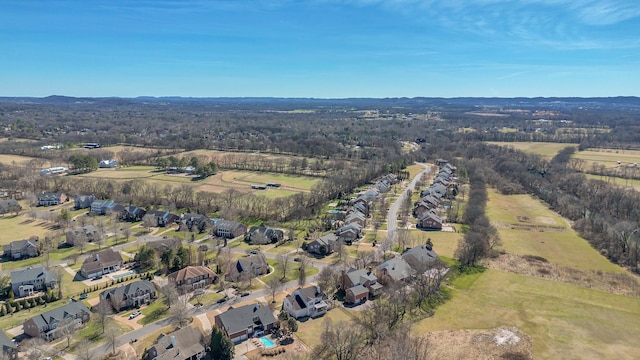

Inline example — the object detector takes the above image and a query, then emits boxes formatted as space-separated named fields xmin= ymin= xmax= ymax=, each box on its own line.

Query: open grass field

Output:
xmin=75 ymin=166 xmax=319 ymax=198
xmin=573 ymin=148 xmax=640 ymax=170
xmin=585 ymin=173 xmax=640 ymax=191
xmin=486 ymin=142 xmax=578 ymax=157
xmin=486 ymin=189 xmax=625 ymax=273
xmin=409 ymin=230 xmax=460 ymax=259
xmin=0 ymin=215 xmax=56 ymax=246
xmin=415 ymin=269 xmax=640 ymax=359
xmin=0 ymin=154 xmax=51 ymax=167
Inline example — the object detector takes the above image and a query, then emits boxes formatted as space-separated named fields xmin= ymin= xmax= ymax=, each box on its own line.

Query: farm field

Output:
xmin=0 ymin=154 xmax=51 ymax=167
xmin=573 ymin=148 xmax=640 ymax=170
xmin=584 ymin=173 xmax=640 ymax=191
xmin=486 ymin=189 xmax=625 ymax=273
xmin=415 ymin=269 xmax=640 ymax=359
xmin=486 ymin=141 xmax=578 ymax=157
xmin=74 ymin=166 xmax=320 ymax=198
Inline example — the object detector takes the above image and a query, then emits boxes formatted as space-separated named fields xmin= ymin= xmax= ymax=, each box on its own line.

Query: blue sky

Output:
xmin=1 ymin=0 xmax=639 ymax=98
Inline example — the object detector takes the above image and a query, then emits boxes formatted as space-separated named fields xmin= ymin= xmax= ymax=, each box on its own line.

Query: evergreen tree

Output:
xmin=210 ymin=327 xmax=234 ymax=360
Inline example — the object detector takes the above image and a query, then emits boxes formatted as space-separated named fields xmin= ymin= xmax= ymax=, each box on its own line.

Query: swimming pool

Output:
xmin=259 ymin=336 xmax=275 ymax=348
xmin=112 ymin=271 xmax=134 ymax=279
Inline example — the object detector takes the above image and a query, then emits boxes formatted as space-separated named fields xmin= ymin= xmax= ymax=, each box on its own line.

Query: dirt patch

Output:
xmin=424 ymin=326 xmax=533 ymax=359
xmin=490 ymin=253 xmax=640 ymax=297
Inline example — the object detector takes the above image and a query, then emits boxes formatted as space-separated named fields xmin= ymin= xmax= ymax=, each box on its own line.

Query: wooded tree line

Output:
xmin=455 ymin=161 xmax=501 ymax=267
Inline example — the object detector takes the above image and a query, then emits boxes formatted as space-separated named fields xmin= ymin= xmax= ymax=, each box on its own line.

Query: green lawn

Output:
xmin=263 ymin=258 xmax=319 ymax=283
xmin=139 ymin=299 xmax=169 ymax=325
xmin=76 ymin=318 xmax=134 ymax=345
xmin=1 ymin=246 xmax=83 ymax=271
xmin=415 ymin=269 xmax=640 ymax=360
xmin=409 ymin=230 xmax=461 ymax=259
xmin=161 ymin=229 xmax=208 ymax=241
xmin=189 ymin=291 xmax=224 ymax=306
xmin=228 ymin=171 xmax=320 ymax=191
xmin=584 ymin=173 xmax=640 ymax=191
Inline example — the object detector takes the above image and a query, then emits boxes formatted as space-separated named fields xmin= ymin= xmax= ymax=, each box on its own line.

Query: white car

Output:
xmin=129 ymin=310 xmax=141 ymax=319
xmin=194 ymin=289 xmax=205 ymax=295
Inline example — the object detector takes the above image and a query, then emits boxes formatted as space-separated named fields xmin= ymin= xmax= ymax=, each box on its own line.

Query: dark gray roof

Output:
xmin=148 ymin=326 xmax=205 ymax=360
xmin=236 ymin=254 xmax=268 ymax=273
xmin=81 ymin=248 xmax=122 ymax=274
xmin=403 ymin=244 xmax=439 ymax=271
xmin=10 ymin=266 xmax=53 ymax=284
xmin=0 ymin=330 xmax=16 ymax=352
xmin=100 ymin=280 xmax=155 ymax=300
xmin=379 ymin=257 xmax=413 ymax=281
xmin=26 ymin=301 xmax=89 ymax=329
xmin=37 ymin=192 xmax=63 ymax=201
xmin=217 ymin=303 xmax=276 ymax=335
xmin=3 ymin=239 xmax=37 ymax=253
xmin=348 ymin=284 xmax=369 ymax=296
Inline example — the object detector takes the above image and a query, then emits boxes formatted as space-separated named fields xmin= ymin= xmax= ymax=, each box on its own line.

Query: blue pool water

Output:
xmin=112 ymin=271 xmax=134 ymax=279
xmin=260 ymin=336 xmax=275 ymax=348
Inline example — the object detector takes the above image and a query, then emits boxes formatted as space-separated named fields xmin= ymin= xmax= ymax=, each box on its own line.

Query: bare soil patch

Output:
xmin=424 ymin=326 xmax=533 ymax=360
xmin=489 ymin=253 xmax=640 ymax=297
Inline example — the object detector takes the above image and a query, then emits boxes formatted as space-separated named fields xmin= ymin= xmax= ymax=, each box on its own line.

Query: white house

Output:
xmin=283 ymin=285 xmax=330 ymax=319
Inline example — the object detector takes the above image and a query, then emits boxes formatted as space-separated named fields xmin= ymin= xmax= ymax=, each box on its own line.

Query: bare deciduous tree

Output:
xmin=160 ymin=283 xmax=180 ymax=309
xmin=277 ymin=254 xmax=291 ymax=281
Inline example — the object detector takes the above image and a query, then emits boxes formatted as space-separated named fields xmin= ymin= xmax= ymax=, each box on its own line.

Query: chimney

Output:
xmin=170 ymin=335 xmax=176 ymax=348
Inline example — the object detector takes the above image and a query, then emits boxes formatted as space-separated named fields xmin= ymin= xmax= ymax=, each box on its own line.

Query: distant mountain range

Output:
xmin=1 ymin=95 xmax=639 ymax=110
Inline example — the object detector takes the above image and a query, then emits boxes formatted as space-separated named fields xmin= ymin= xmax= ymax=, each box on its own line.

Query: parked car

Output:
xmin=79 ymin=293 xmax=88 ymax=300
xmin=216 ymin=297 xmax=227 ymax=304
xmin=194 ymin=289 xmax=204 ymax=295
xmin=129 ymin=310 xmax=141 ymax=319
xmin=240 ymin=292 xmax=250 ymax=297
xmin=293 ymin=257 xmax=302 ymax=262
xmin=249 ymin=249 xmax=259 ymax=255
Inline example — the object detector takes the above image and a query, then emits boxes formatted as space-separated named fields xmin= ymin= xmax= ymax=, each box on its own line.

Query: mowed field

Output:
xmin=75 ymin=166 xmax=320 ymax=198
xmin=486 ymin=141 xmax=578 ymax=157
xmin=585 ymin=173 xmax=640 ymax=191
xmin=486 ymin=189 xmax=625 ymax=273
xmin=415 ymin=269 xmax=640 ymax=359
xmin=573 ymin=148 xmax=640 ymax=170
xmin=0 ymin=215 xmax=55 ymax=246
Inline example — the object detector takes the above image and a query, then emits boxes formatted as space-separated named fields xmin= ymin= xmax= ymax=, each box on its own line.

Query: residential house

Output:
xmin=413 ymin=201 xmax=435 ymax=218
xmin=341 ymin=268 xmax=383 ymax=304
xmin=245 ymin=226 xmax=284 ymax=244
xmin=417 ymin=212 xmax=443 ymax=231
xmin=37 ymin=192 xmax=67 ymax=207
xmin=73 ymin=194 xmax=96 ymax=210
xmin=228 ymin=254 xmax=269 ymax=282
xmin=347 ymin=203 xmax=367 ymax=217
xmin=0 ymin=331 xmax=17 ymax=359
xmin=145 ymin=210 xmax=179 ymax=227
xmin=66 ymin=225 xmax=102 ymax=246
xmin=402 ymin=244 xmax=439 ymax=272
xmin=179 ymin=213 xmax=211 ymax=233
xmin=0 ymin=199 xmax=21 ymax=215
xmin=146 ymin=238 xmax=182 ymax=255
xmin=120 ymin=205 xmax=147 ymax=222
xmin=80 ymin=248 xmax=123 ymax=279
xmin=168 ymin=266 xmax=217 ymax=292
xmin=144 ymin=326 xmax=207 ymax=360
xmin=435 ymin=159 xmax=449 ymax=166
xmin=99 ymin=159 xmax=118 ymax=168
xmin=374 ymin=180 xmax=391 ymax=193
xmin=3 ymin=238 xmax=39 ymax=260
xmin=212 ymin=219 xmax=247 ymax=239
xmin=306 ymin=233 xmax=338 ymax=256
xmin=214 ymin=303 xmax=277 ymax=343
xmin=99 ymin=280 xmax=156 ymax=312
xmin=336 ymin=223 xmax=363 ymax=245
xmin=23 ymin=302 xmax=90 ymax=340
xmin=377 ymin=257 xmax=414 ymax=285
xmin=344 ymin=211 xmax=366 ymax=228
xmin=90 ymin=199 xmax=122 ymax=215
xmin=428 ymin=184 xmax=448 ymax=198
xmin=10 ymin=266 xmax=56 ymax=298
xmin=283 ymin=285 xmax=330 ymax=319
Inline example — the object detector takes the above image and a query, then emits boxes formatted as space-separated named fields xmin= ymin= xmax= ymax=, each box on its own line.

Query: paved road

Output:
xmin=386 ymin=162 xmax=431 ymax=243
